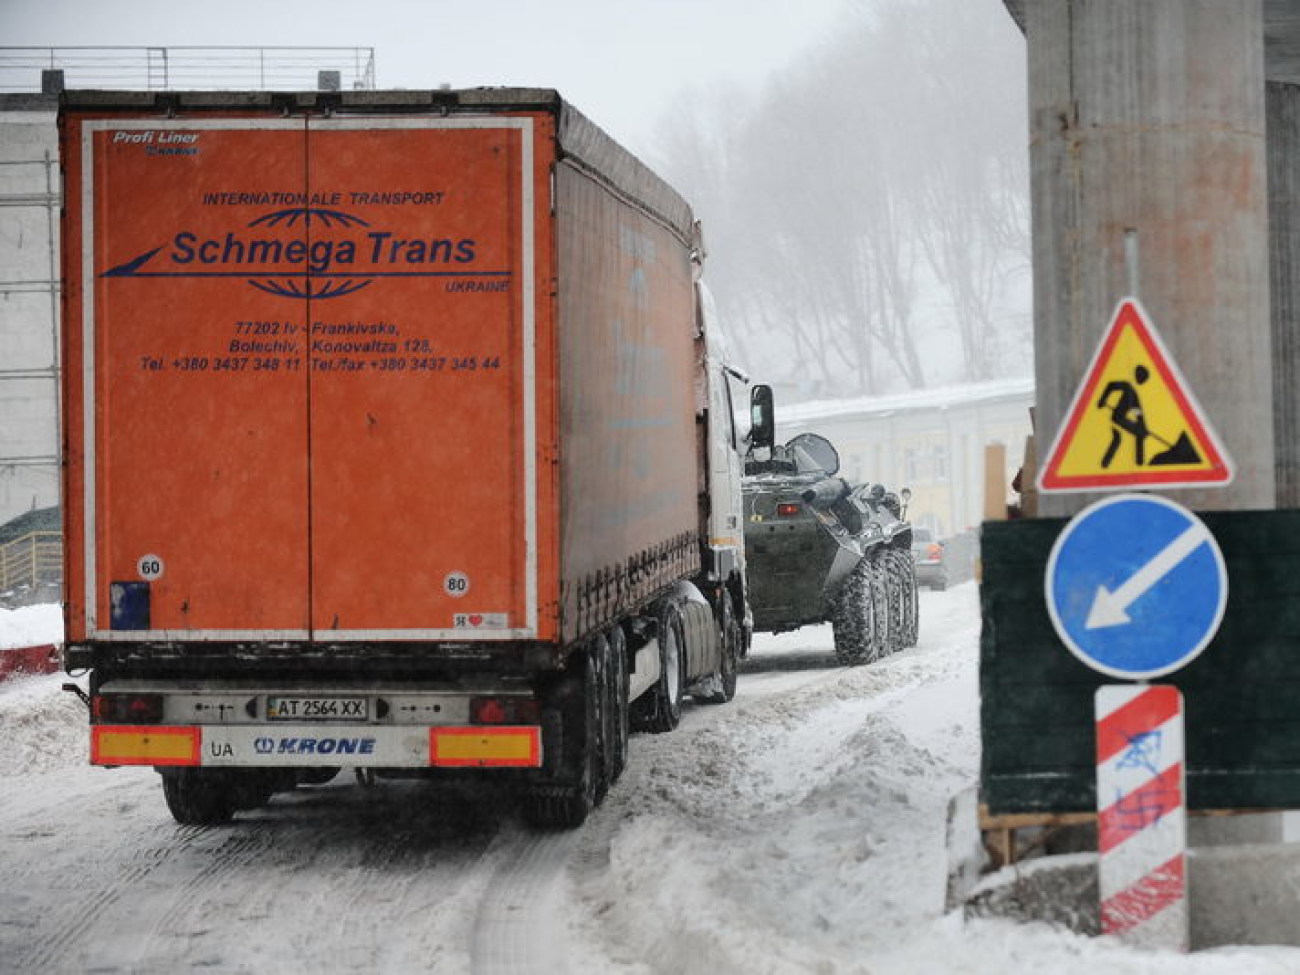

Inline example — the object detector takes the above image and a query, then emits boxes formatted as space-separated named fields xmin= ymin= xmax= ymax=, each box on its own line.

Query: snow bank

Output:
xmin=0 ymin=602 xmax=63 ymax=650
xmin=0 ymin=672 xmax=86 ymax=776
xmin=0 ymin=603 xmax=84 ymax=775
xmin=564 ymin=585 xmax=1300 ymax=974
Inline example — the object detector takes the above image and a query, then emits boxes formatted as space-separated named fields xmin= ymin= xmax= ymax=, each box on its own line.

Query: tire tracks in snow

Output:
xmin=2 ymin=777 xmax=520 ymax=974
xmin=12 ymin=819 xmax=218 ymax=974
xmin=469 ymin=827 xmax=581 ymax=975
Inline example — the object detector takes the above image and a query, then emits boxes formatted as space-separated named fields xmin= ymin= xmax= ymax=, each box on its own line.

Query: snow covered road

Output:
xmin=5 ymin=590 xmax=1300 ymax=974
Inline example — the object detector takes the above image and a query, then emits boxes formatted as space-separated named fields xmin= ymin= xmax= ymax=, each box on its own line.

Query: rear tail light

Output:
xmin=470 ymin=696 xmax=542 ymax=725
xmin=92 ymin=693 xmax=164 ymax=724
xmin=776 ymin=502 xmax=802 ymax=517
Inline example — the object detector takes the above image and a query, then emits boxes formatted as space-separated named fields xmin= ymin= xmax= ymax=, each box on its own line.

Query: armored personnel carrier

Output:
xmin=743 ymin=420 xmax=918 ymax=664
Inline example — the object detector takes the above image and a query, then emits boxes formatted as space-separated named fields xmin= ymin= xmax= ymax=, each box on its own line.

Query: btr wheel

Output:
xmin=894 ymin=549 xmax=920 ymax=648
xmin=831 ymin=560 xmax=875 ymax=665
xmin=867 ymin=556 xmax=892 ymax=661
xmin=883 ymin=548 xmax=917 ymax=652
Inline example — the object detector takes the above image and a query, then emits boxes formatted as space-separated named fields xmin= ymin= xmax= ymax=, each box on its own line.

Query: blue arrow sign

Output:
xmin=1045 ymin=493 xmax=1227 ymax=680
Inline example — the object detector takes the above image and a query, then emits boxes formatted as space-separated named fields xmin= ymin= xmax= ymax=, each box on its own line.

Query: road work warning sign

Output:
xmin=1038 ymin=298 xmax=1233 ymax=493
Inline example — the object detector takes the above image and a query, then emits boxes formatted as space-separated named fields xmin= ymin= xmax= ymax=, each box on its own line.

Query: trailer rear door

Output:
xmin=70 ymin=114 xmax=545 ymax=643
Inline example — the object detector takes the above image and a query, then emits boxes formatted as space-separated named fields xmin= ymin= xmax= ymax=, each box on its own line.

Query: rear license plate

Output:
xmin=266 ymin=696 xmax=368 ymax=721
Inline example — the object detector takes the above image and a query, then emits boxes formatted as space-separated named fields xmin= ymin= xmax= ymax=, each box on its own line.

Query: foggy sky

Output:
xmin=0 ymin=0 xmax=848 ymax=155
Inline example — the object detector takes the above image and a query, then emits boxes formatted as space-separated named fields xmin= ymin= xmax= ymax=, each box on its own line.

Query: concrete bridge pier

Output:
xmin=1026 ymin=0 xmax=1274 ymax=516
xmin=1270 ymin=80 xmax=1300 ymax=506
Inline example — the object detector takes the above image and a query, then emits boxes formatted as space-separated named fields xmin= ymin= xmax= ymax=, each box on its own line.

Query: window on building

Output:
xmin=933 ymin=444 xmax=949 ymax=481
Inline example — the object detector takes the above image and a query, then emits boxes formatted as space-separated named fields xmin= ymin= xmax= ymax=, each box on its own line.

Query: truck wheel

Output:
xmin=630 ymin=602 xmax=685 ymax=733
xmin=160 ymin=768 xmax=237 ymax=826
xmin=607 ymin=624 xmax=630 ymax=783
xmin=593 ymin=633 xmax=618 ymax=799
xmin=698 ymin=593 xmax=739 ymax=704
xmin=525 ymin=648 xmax=604 ymax=829
xmin=831 ymin=560 xmax=875 ymax=665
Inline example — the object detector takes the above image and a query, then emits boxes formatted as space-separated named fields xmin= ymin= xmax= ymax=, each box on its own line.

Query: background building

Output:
xmin=0 ymin=47 xmax=376 ymax=527
xmin=775 ymin=378 xmax=1034 ymax=538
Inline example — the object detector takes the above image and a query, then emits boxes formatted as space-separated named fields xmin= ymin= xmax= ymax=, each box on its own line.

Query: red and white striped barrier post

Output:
xmin=1095 ymin=684 xmax=1188 ymax=951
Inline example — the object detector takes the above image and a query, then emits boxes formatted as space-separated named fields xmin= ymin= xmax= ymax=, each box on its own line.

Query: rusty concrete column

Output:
xmin=1028 ymin=0 xmax=1273 ymax=515
xmin=1269 ymin=81 xmax=1300 ymax=506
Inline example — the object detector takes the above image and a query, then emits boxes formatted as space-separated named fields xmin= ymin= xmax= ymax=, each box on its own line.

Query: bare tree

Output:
xmin=653 ymin=0 xmax=1030 ymax=398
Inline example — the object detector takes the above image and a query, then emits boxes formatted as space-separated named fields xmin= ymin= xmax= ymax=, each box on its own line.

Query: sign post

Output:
xmin=1095 ymin=684 xmax=1188 ymax=950
xmin=1031 ymin=295 xmax=1235 ymax=949
xmin=1045 ymin=493 xmax=1227 ymax=950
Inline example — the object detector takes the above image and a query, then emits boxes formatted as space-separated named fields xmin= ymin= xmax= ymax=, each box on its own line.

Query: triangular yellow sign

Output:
xmin=1038 ymin=298 xmax=1233 ymax=493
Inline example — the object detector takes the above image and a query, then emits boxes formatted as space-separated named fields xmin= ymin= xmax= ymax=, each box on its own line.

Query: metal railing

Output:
xmin=0 ymin=531 xmax=61 ymax=592
xmin=0 ymin=46 xmax=377 ymax=93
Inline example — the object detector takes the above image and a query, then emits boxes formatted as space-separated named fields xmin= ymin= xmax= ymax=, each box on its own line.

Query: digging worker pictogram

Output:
xmin=1098 ymin=365 xmax=1151 ymax=468
xmin=1038 ymin=298 xmax=1232 ymax=491
xmin=1096 ymin=363 xmax=1204 ymax=469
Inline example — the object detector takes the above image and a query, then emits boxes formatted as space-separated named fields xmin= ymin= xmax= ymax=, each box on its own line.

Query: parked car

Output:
xmin=911 ymin=526 xmax=948 ymax=590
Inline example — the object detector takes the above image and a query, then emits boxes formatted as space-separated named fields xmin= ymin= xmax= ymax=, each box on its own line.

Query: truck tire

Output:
xmin=593 ymin=632 xmax=617 ymax=800
xmin=831 ymin=560 xmax=875 ymax=665
xmin=160 ymin=768 xmax=237 ymax=826
xmin=525 ymin=647 xmax=605 ymax=829
xmin=698 ymin=593 xmax=739 ymax=704
xmin=607 ymin=624 xmax=630 ymax=783
xmin=630 ymin=602 xmax=685 ymax=733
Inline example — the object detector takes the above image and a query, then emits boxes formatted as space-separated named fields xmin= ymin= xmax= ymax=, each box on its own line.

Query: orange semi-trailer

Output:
xmin=59 ymin=88 xmax=764 ymax=827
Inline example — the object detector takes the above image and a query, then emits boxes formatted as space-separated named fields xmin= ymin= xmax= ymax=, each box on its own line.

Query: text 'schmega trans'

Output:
xmin=60 ymin=88 xmax=761 ymax=827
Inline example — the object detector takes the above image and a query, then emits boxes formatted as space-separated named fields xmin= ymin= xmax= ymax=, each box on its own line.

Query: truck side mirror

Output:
xmin=750 ymin=384 xmax=775 ymax=451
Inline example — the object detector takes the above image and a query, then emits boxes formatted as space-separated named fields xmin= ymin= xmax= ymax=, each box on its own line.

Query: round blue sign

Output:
xmin=1044 ymin=493 xmax=1227 ymax=680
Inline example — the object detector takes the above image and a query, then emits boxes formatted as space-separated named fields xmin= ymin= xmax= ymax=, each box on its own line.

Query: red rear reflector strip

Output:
xmin=777 ymin=502 xmax=802 ymax=517
xmin=430 ymin=726 xmax=542 ymax=767
xmin=91 ymin=725 xmax=200 ymax=766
